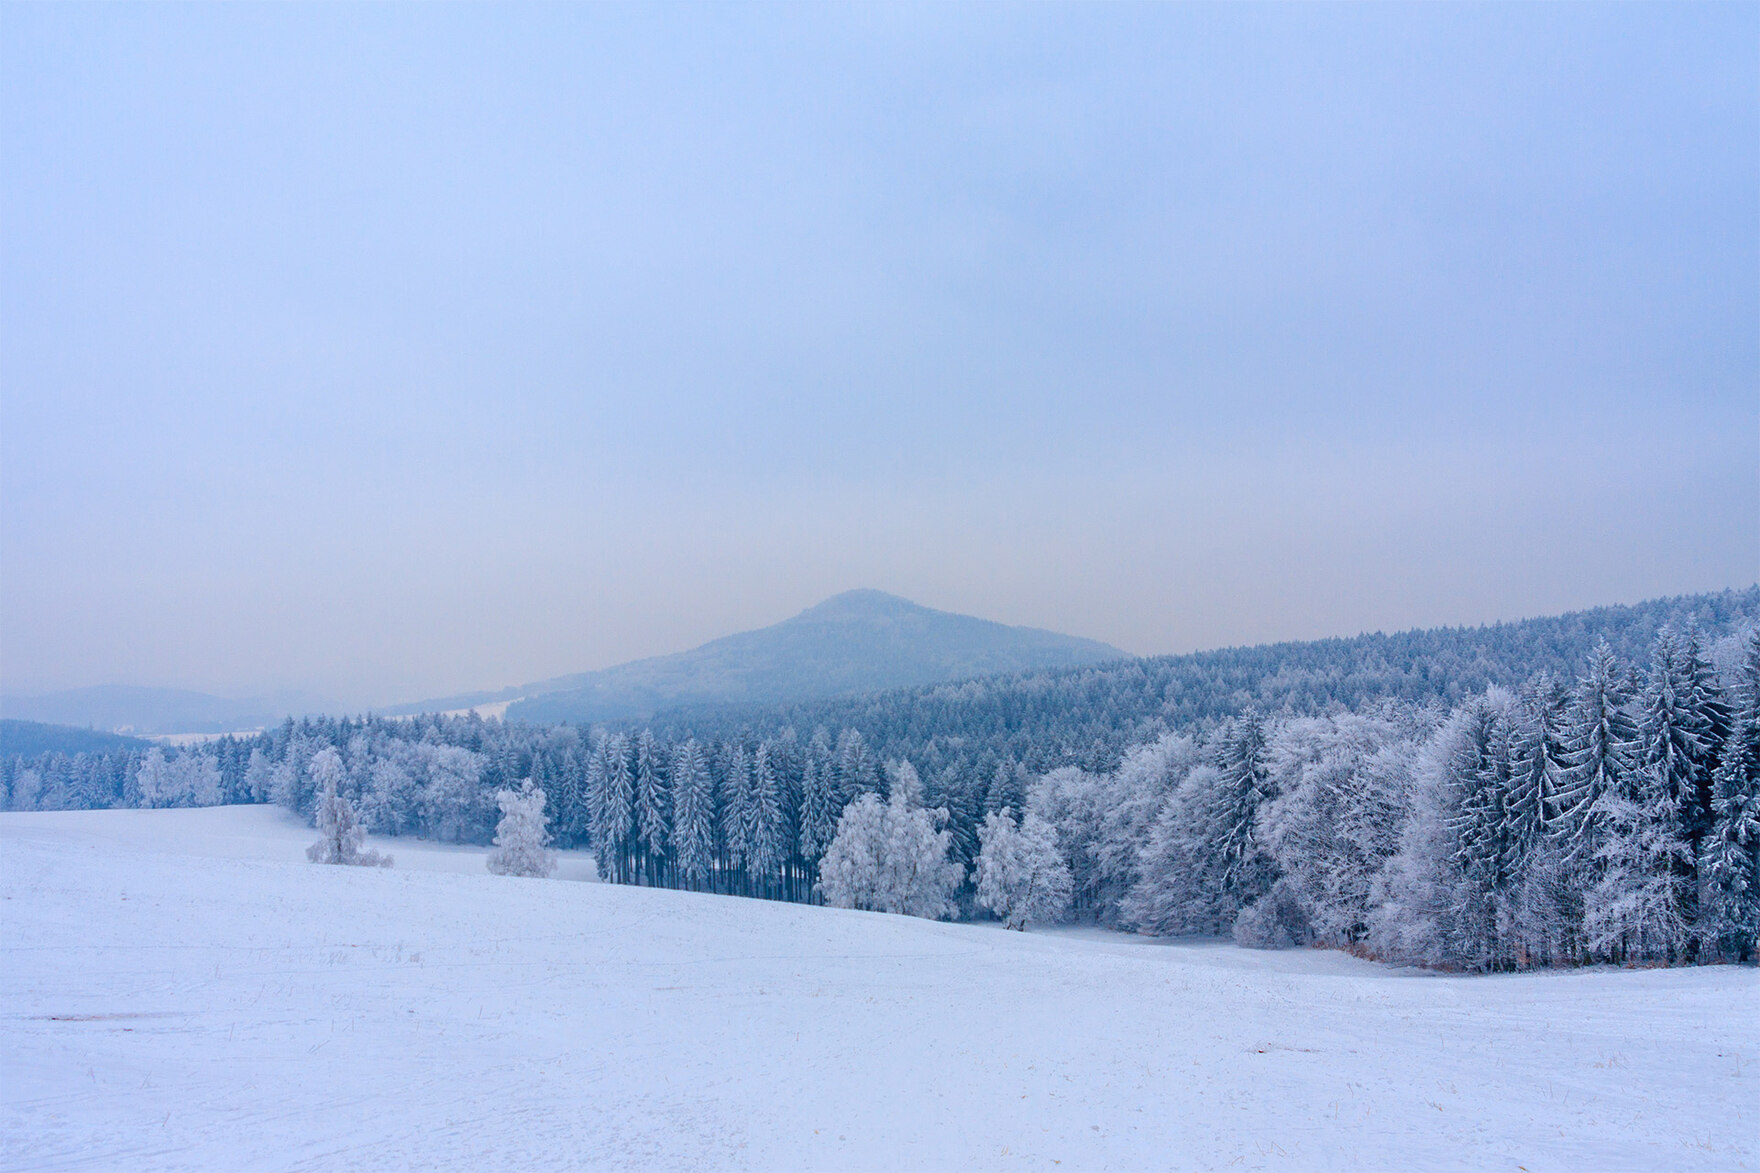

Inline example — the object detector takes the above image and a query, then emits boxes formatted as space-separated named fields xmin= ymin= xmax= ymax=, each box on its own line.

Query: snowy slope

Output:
xmin=2 ymin=808 xmax=1754 ymax=1173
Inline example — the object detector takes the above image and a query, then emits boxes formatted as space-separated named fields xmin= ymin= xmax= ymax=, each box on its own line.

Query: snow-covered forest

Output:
xmin=6 ymin=601 xmax=1757 ymax=969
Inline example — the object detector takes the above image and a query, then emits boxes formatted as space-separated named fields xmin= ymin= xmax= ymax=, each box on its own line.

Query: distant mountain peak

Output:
xmin=795 ymin=589 xmax=936 ymax=620
xmin=492 ymin=592 xmax=1128 ymax=725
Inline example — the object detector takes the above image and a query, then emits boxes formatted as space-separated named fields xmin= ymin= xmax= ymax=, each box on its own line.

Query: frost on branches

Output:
xmin=817 ymin=761 xmax=964 ymax=919
xmin=487 ymin=778 xmax=556 ymax=879
xmin=975 ymin=808 xmax=1072 ymax=929
xmin=306 ymin=747 xmax=392 ymax=867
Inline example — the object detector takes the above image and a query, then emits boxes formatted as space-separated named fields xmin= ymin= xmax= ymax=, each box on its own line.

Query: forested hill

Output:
xmin=630 ymin=587 xmax=1760 ymax=775
xmin=0 ymin=720 xmax=150 ymax=759
xmin=495 ymin=590 xmax=1128 ymax=724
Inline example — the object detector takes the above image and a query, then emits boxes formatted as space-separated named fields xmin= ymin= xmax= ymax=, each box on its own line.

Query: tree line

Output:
xmin=4 ymin=609 xmax=1755 ymax=968
xmin=1050 ymin=625 xmax=1760 ymax=967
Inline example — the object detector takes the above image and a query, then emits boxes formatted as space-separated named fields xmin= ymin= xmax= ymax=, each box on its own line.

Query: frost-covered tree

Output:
xmin=307 ymin=747 xmax=391 ymax=867
xmin=1210 ymin=710 xmax=1278 ymax=909
xmin=1123 ymin=714 xmax=1279 ymax=937
xmin=1556 ymin=641 xmax=1638 ymax=861
xmin=182 ymin=748 xmax=223 ymax=806
xmin=545 ymin=741 xmax=589 ymax=849
xmin=1504 ymin=678 xmax=1567 ymax=869
xmin=797 ymin=730 xmax=839 ymax=867
xmin=274 ymin=732 xmax=319 ymax=816
xmin=1369 ymin=692 xmax=1513 ymax=970
xmin=133 ymin=747 xmax=222 ymax=808
xmin=818 ymin=777 xmax=964 ymax=920
xmin=1584 ymin=630 xmax=1704 ymax=963
xmin=817 ymin=792 xmax=888 ymax=911
xmin=1087 ymin=734 xmax=1204 ymax=926
xmin=9 ymin=766 xmax=41 ymax=811
xmin=834 ymin=728 xmax=879 ymax=805
xmin=746 ymin=742 xmax=786 ymax=897
xmin=587 ymin=733 xmax=633 ymax=882
xmin=1027 ymin=765 xmax=1108 ymax=919
xmin=983 ymin=758 xmax=1025 ymax=816
xmin=1637 ymin=629 xmax=1714 ymax=845
xmin=1255 ymin=710 xmax=1421 ymax=948
xmin=670 ymin=739 xmax=714 ymax=891
xmin=359 ymin=748 xmax=419 ymax=837
xmin=886 ymin=758 xmax=924 ymax=807
xmin=975 ymin=808 xmax=1072 ymax=929
xmin=1698 ymin=629 xmax=1760 ymax=962
xmin=1585 ymin=758 xmax=1691 ymax=963
xmin=1680 ymin=622 xmax=1735 ymax=850
xmin=721 ymin=741 xmax=754 ymax=887
xmin=134 ymin=748 xmax=173 ymax=809
xmin=487 ymin=778 xmax=556 ymax=878
xmin=419 ymin=743 xmax=488 ymax=844
xmin=1122 ymin=764 xmax=1228 ymax=935
xmin=244 ymin=747 xmax=277 ymax=803
xmin=634 ymin=730 xmax=669 ymax=885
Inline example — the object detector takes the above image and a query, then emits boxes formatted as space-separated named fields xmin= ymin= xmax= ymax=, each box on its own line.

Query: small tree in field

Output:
xmin=307 ymin=747 xmax=392 ymax=867
xmin=975 ymin=808 xmax=1072 ymax=929
xmin=487 ymin=778 xmax=556 ymax=879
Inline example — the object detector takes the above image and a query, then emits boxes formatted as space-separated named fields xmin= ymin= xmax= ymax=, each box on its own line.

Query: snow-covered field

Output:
xmin=2 ymin=808 xmax=1753 ymax=1172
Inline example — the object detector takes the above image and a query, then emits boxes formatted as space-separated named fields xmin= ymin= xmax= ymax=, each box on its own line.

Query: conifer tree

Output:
xmin=634 ymin=730 xmax=669 ymax=885
xmin=983 ymin=758 xmax=1024 ymax=816
xmin=589 ymin=733 xmax=633 ymax=882
xmin=1584 ymin=627 xmax=1707 ymax=961
xmin=798 ymin=731 xmax=839 ymax=870
xmin=1681 ymin=621 xmax=1734 ymax=843
xmin=1698 ymin=629 xmax=1760 ymax=961
xmin=1505 ymin=676 xmax=1567 ymax=868
xmin=1450 ymin=701 xmax=1514 ymax=967
xmin=747 ymin=741 xmax=785 ymax=898
xmin=835 ymin=728 xmax=879 ymax=805
xmin=1555 ymin=641 xmax=1638 ymax=864
xmin=721 ymin=742 xmax=753 ymax=893
xmin=1210 ymin=710 xmax=1277 ymax=912
xmin=670 ymin=739 xmax=714 ymax=891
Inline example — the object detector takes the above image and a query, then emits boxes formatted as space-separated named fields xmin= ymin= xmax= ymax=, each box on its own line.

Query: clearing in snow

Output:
xmin=1 ymin=806 xmax=1754 ymax=1171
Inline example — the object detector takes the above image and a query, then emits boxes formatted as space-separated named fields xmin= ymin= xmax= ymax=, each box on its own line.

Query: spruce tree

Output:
xmin=1681 ymin=621 xmax=1734 ymax=844
xmin=1698 ymin=629 xmax=1760 ymax=961
xmin=798 ymin=732 xmax=839 ymax=870
xmin=634 ymin=730 xmax=669 ymax=885
xmin=747 ymin=741 xmax=785 ymax=898
xmin=1211 ymin=709 xmax=1276 ymax=914
xmin=670 ymin=739 xmax=714 ymax=891
xmin=721 ymin=742 xmax=753 ymax=894
xmin=589 ymin=733 xmax=633 ymax=883
xmin=1555 ymin=641 xmax=1638 ymax=865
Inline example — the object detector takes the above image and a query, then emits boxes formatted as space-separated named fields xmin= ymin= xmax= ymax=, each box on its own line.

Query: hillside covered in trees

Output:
xmin=5 ymin=588 xmax=1757 ymax=970
xmin=634 ymin=587 xmax=1760 ymax=777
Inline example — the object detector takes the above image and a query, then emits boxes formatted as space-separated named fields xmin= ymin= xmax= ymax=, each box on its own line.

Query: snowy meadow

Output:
xmin=3 ymin=806 xmax=1754 ymax=1172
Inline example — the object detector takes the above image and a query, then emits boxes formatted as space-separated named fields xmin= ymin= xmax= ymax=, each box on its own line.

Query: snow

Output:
xmin=3 ymin=807 xmax=1754 ymax=1173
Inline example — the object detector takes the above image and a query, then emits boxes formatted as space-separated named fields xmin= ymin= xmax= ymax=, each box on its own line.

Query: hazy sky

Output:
xmin=3 ymin=3 xmax=1756 ymax=708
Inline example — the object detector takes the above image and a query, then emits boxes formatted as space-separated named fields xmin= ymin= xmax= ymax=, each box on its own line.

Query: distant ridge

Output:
xmin=412 ymin=590 xmax=1130 ymax=725
xmin=0 ymin=720 xmax=151 ymax=759
xmin=629 ymin=586 xmax=1760 ymax=769
xmin=0 ymin=685 xmax=334 ymax=738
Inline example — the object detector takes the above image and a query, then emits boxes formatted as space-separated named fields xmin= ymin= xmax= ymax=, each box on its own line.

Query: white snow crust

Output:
xmin=3 ymin=806 xmax=1754 ymax=1171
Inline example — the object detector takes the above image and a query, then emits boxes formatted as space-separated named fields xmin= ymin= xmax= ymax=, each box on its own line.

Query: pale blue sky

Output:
xmin=3 ymin=3 xmax=1756 ymax=707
